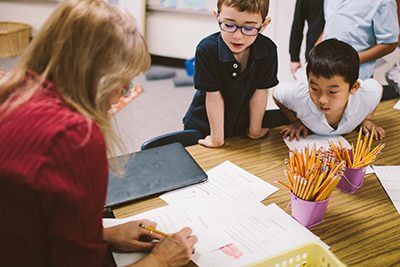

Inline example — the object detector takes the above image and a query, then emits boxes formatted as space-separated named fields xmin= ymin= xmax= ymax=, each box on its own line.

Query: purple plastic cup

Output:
xmin=290 ymin=193 xmax=330 ymax=228
xmin=336 ymin=167 xmax=366 ymax=194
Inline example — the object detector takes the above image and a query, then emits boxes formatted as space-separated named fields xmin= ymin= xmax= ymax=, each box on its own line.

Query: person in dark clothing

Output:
xmin=289 ymin=0 xmax=324 ymax=78
xmin=183 ymin=0 xmax=278 ymax=148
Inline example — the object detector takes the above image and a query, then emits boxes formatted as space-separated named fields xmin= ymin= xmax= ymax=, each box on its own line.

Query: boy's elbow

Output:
xmin=272 ymin=96 xmax=279 ymax=106
xmin=206 ymin=91 xmax=224 ymax=102
xmin=272 ymin=96 xmax=285 ymax=109
xmin=387 ymin=43 xmax=397 ymax=53
xmin=382 ymin=43 xmax=397 ymax=55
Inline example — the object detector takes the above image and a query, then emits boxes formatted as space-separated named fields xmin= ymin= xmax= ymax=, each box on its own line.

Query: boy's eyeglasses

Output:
xmin=218 ymin=21 xmax=262 ymax=36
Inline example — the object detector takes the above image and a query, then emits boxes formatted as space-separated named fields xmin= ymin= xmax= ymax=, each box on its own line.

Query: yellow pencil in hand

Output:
xmin=139 ymin=224 xmax=171 ymax=238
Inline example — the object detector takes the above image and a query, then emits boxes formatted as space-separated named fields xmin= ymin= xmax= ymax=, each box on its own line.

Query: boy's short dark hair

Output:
xmin=217 ymin=0 xmax=270 ymax=18
xmin=306 ymin=39 xmax=360 ymax=86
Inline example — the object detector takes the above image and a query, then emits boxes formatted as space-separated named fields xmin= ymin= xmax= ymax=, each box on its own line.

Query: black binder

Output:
xmin=105 ymin=142 xmax=208 ymax=207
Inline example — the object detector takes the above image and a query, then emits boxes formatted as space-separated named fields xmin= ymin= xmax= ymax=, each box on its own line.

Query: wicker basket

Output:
xmin=249 ymin=242 xmax=346 ymax=267
xmin=0 ymin=22 xmax=31 ymax=58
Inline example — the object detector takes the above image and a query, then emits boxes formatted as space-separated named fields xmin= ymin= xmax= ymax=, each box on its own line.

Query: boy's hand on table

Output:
xmin=198 ymin=135 xmax=224 ymax=148
xmin=281 ymin=120 xmax=309 ymax=141
xmin=247 ymin=128 xmax=269 ymax=139
xmin=361 ymin=119 xmax=385 ymax=140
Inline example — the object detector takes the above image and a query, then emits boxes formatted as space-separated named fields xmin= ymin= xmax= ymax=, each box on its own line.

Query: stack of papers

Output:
xmin=283 ymin=134 xmax=350 ymax=151
xmin=160 ymin=161 xmax=278 ymax=206
xmin=192 ymin=204 xmax=326 ymax=267
xmin=104 ymin=161 xmax=328 ymax=267
xmin=373 ymin=166 xmax=400 ymax=214
xmin=394 ymin=100 xmax=400 ymax=110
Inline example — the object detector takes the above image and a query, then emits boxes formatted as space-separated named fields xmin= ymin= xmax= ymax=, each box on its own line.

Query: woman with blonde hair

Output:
xmin=0 ymin=0 xmax=197 ymax=266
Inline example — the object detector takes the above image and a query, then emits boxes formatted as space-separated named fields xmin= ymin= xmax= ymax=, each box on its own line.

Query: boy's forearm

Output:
xmin=273 ymin=97 xmax=300 ymax=123
xmin=363 ymin=107 xmax=376 ymax=123
xmin=315 ymin=30 xmax=324 ymax=46
xmin=205 ymin=91 xmax=224 ymax=142
xmin=359 ymin=43 xmax=397 ymax=64
xmin=249 ymin=89 xmax=268 ymax=133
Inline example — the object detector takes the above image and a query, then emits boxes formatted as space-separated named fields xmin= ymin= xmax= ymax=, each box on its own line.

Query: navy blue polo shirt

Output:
xmin=183 ymin=32 xmax=279 ymax=138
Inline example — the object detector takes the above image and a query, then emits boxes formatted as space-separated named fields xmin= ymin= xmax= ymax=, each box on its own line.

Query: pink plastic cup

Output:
xmin=336 ymin=167 xmax=366 ymax=194
xmin=290 ymin=193 xmax=330 ymax=228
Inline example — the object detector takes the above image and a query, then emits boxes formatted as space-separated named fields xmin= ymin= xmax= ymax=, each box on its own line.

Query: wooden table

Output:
xmin=114 ymin=99 xmax=400 ymax=266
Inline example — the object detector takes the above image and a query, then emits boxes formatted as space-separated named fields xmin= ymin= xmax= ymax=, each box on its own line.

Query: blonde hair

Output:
xmin=0 ymin=0 xmax=150 ymax=158
xmin=217 ymin=0 xmax=269 ymax=18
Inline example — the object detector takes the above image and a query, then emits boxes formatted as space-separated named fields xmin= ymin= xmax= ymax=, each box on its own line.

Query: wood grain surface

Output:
xmin=114 ymin=99 xmax=400 ymax=266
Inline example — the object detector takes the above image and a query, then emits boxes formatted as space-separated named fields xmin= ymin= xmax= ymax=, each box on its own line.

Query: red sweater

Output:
xmin=0 ymin=77 xmax=110 ymax=266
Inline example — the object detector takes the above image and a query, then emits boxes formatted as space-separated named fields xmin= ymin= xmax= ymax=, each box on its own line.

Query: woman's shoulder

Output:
xmin=6 ymin=90 xmax=104 ymax=154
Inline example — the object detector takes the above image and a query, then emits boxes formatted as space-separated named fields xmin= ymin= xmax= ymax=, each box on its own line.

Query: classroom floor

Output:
xmin=1 ymin=48 xmax=399 ymax=155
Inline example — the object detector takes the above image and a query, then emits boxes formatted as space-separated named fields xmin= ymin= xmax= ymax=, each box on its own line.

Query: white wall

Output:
xmin=0 ymin=2 xmax=58 ymax=34
xmin=0 ymin=0 xmax=298 ymax=83
xmin=146 ymin=10 xmax=218 ymax=59
xmin=270 ymin=0 xmax=298 ymax=83
xmin=146 ymin=0 xmax=297 ymax=83
xmin=0 ymin=1 xmax=146 ymax=33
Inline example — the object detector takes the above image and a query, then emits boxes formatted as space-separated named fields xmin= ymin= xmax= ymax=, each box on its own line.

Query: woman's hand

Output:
xmin=149 ymin=227 xmax=198 ymax=267
xmin=103 ymin=219 xmax=164 ymax=252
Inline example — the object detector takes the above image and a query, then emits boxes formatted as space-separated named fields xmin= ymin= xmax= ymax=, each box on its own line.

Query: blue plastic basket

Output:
xmin=185 ymin=57 xmax=195 ymax=76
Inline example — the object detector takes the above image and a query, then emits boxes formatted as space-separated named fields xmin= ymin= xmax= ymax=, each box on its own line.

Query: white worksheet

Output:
xmin=105 ymin=205 xmax=232 ymax=252
xmin=373 ymin=165 xmax=400 ymax=214
xmin=103 ymin=201 xmax=268 ymax=266
xmin=284 ymin=134 xmax=351 ymax=151
xmin=193 ymin=204 xmax=327 ymax=267
xmin=160 ymin=161 xmax=278 ymax=207
xmin=394 ymin=100 xmax=400 ymax=110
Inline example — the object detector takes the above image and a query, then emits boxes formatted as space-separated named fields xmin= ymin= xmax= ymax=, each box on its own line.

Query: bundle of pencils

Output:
xmin=328 ymin=128 xmax=385 ymax=169
xmin=277 ymin=145 xmax=346 ymax=201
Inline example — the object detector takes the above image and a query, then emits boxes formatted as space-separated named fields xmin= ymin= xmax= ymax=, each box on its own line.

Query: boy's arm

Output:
xmin=273 ymin=96 xmax=309 ymax=141
xmin=359 ymin=43 xmax=397 ymax=64
xmin=289 ymin=0 xmax=305 ymax=75
xmin=361 ymin=110 xmax=385 ymax=140
xmin=248 ymin=89 xmax=269 ymax=139
xmin=315 ymin=30 xmax=324 ymax=47
xmin=273 ymin=96 xmax=300 ymax=123
xmin=198 ymin=91 xmax=225 ymax=148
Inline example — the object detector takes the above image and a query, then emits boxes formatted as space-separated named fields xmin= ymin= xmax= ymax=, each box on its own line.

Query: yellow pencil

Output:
xmin=140 ymin=224 xmax=171 ymax=238
xmin=313 ymin=169 xmax=327 ymax=195
xmin=305 ymin=180 xmax=316 ymax=200
xmin=316 ymin=176 xmax=340 ymax=201
xmin=359 ymin=133 xmax=369 ymax=161
xmin=293 ymin=175 xmax=299 ymax=195
xmin=298 ymin=177 xmax=307 ymax=199
xmin=276 ymin=180 xmax=292 ymax=191
xmin=367 ymin=130 xmax=374 ymax=154
xmin=353 ymin=129 xmax=361 ymax=164
xmin=303 ymin=173 xmax=315 ymax=200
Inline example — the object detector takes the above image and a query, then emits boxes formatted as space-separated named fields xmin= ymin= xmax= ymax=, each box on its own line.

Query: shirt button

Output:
xmin=232 ymin=72 xmax=238 ymax=77
xmin=233 ymin=63 xmax=238 ymax=69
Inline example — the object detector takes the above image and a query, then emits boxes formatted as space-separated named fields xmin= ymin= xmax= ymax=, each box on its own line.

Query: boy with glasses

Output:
xmin=183 ymin=0 xmax=278 ymax=148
